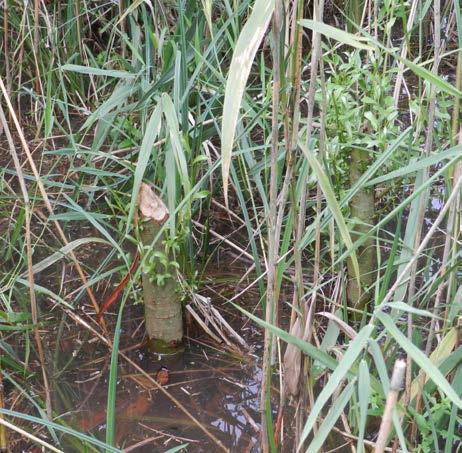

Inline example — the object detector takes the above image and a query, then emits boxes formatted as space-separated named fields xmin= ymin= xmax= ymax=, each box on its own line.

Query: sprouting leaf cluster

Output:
xmin=319 ymin=49 xmax=401 ymax=190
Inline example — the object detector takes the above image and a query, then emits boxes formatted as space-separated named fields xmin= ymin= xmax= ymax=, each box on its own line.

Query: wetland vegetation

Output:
xmin=1 ymin=0 xmax=462 ymax=451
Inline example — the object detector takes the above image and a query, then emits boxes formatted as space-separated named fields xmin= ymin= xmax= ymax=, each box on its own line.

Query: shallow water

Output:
xmin=47 ymin=279 xmax=266 ymax=452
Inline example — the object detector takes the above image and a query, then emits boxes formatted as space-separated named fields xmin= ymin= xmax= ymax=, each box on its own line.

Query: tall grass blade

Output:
xmin=20 ymin=238 xmax=109 ymax=277
xmin=61 ymin=64 xmax=137 ymax=79
xmin=366 ymin=145 xmax=462 ymax=187
xmin=221 ymin=0 xmax=275 ymax=205
xmin=307 ymin=381 xmax=355 ymax=453
xmin=127 ymin=103 xmax=162 ymax=229
xmin=376 ymin=311 xmax=462 ymax=408
xmin=297 ymin=325 xmax=373 ymax=450
xmin=0 ymin=409 xmax=122 ymax=452
xmin=299 ymin=19 xmax=373 ymax=50
xmin=299 ymin=141 xmax=360 ymax=288
xmin=357 ymin=360 xmax=370 ymax=453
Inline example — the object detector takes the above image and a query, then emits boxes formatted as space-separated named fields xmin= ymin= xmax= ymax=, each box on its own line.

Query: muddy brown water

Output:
xmin=39 ymin=254 xmax=271 ymax=453
xmin=59 ymin=321 xmax=263 ymax=452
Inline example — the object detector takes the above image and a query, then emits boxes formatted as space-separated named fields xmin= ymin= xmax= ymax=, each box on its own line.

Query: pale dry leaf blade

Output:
xmin=317 ymin=312 xmax=357 ymax=339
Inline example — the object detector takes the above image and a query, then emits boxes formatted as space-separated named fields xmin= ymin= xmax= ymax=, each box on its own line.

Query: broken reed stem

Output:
xmin=260 ymin=1 xmax=282 ymax=451
xmin=0 ymin=104 xmax=52 ymax=418
xmin=0 ymin=76 xmax=109 ymax=336
xmin=375 ymin=360 xmax=406 ymax=453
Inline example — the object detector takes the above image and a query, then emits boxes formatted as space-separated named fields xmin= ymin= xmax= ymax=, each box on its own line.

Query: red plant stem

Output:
xmin=98 ymin=252 xmax=140 ymax=323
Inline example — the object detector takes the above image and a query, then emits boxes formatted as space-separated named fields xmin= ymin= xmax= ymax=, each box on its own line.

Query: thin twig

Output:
xmin=0 ymin=363 xmax=7 ymax=451
xmin=123 ymin=436 xmax=164 ymax=452
xmin=0 ymin=417 xmax=63 ymax=453
xmin=392 ymin=0 xmax=420 ymax=107
xmin=377 ymin=175 xmax=462 ymax=309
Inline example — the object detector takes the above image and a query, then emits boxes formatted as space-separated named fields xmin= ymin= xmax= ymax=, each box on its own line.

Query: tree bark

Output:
xmin=347 ymin=148 xmax=376 ymax=310
xmin=140 ymin=217 xmax=183 ymax=352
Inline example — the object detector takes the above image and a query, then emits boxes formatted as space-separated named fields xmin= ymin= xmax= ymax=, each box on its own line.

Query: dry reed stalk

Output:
xmin=288 ymin=2 xmax=324 ymax=447
xmin=0 ymin=364 xmax=7 ymax=451
xmin=405 ymin=0 xmax=442 ymax=417
xmin=451 ymin=52 xmax=462 ymax=144
xmin=119 ymin=0 xmax=126 ymax=58
xmin=308 ymin=58 xmax=328 ymax=338
xmin=392 ymin=0 xmax=420 ymax=106
xmin=3 ymin=0 xmax=11 ymax=108
xmin=260 ymin=1 xmax=282 ymax=450
xmin=293 ymin=0 xmax=324 ymax=312
xmin=33 ymin=0 xmax=42 ymax=97
xmin=274 ymin=0 xmax=304 ymax=302
xmin=274 ymin=2 xmax=306 ymax=445
xmin=0 ymin=104 xmax=52 ymax=418
xmin=375 ymin=360 xmax=406 ymax=453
